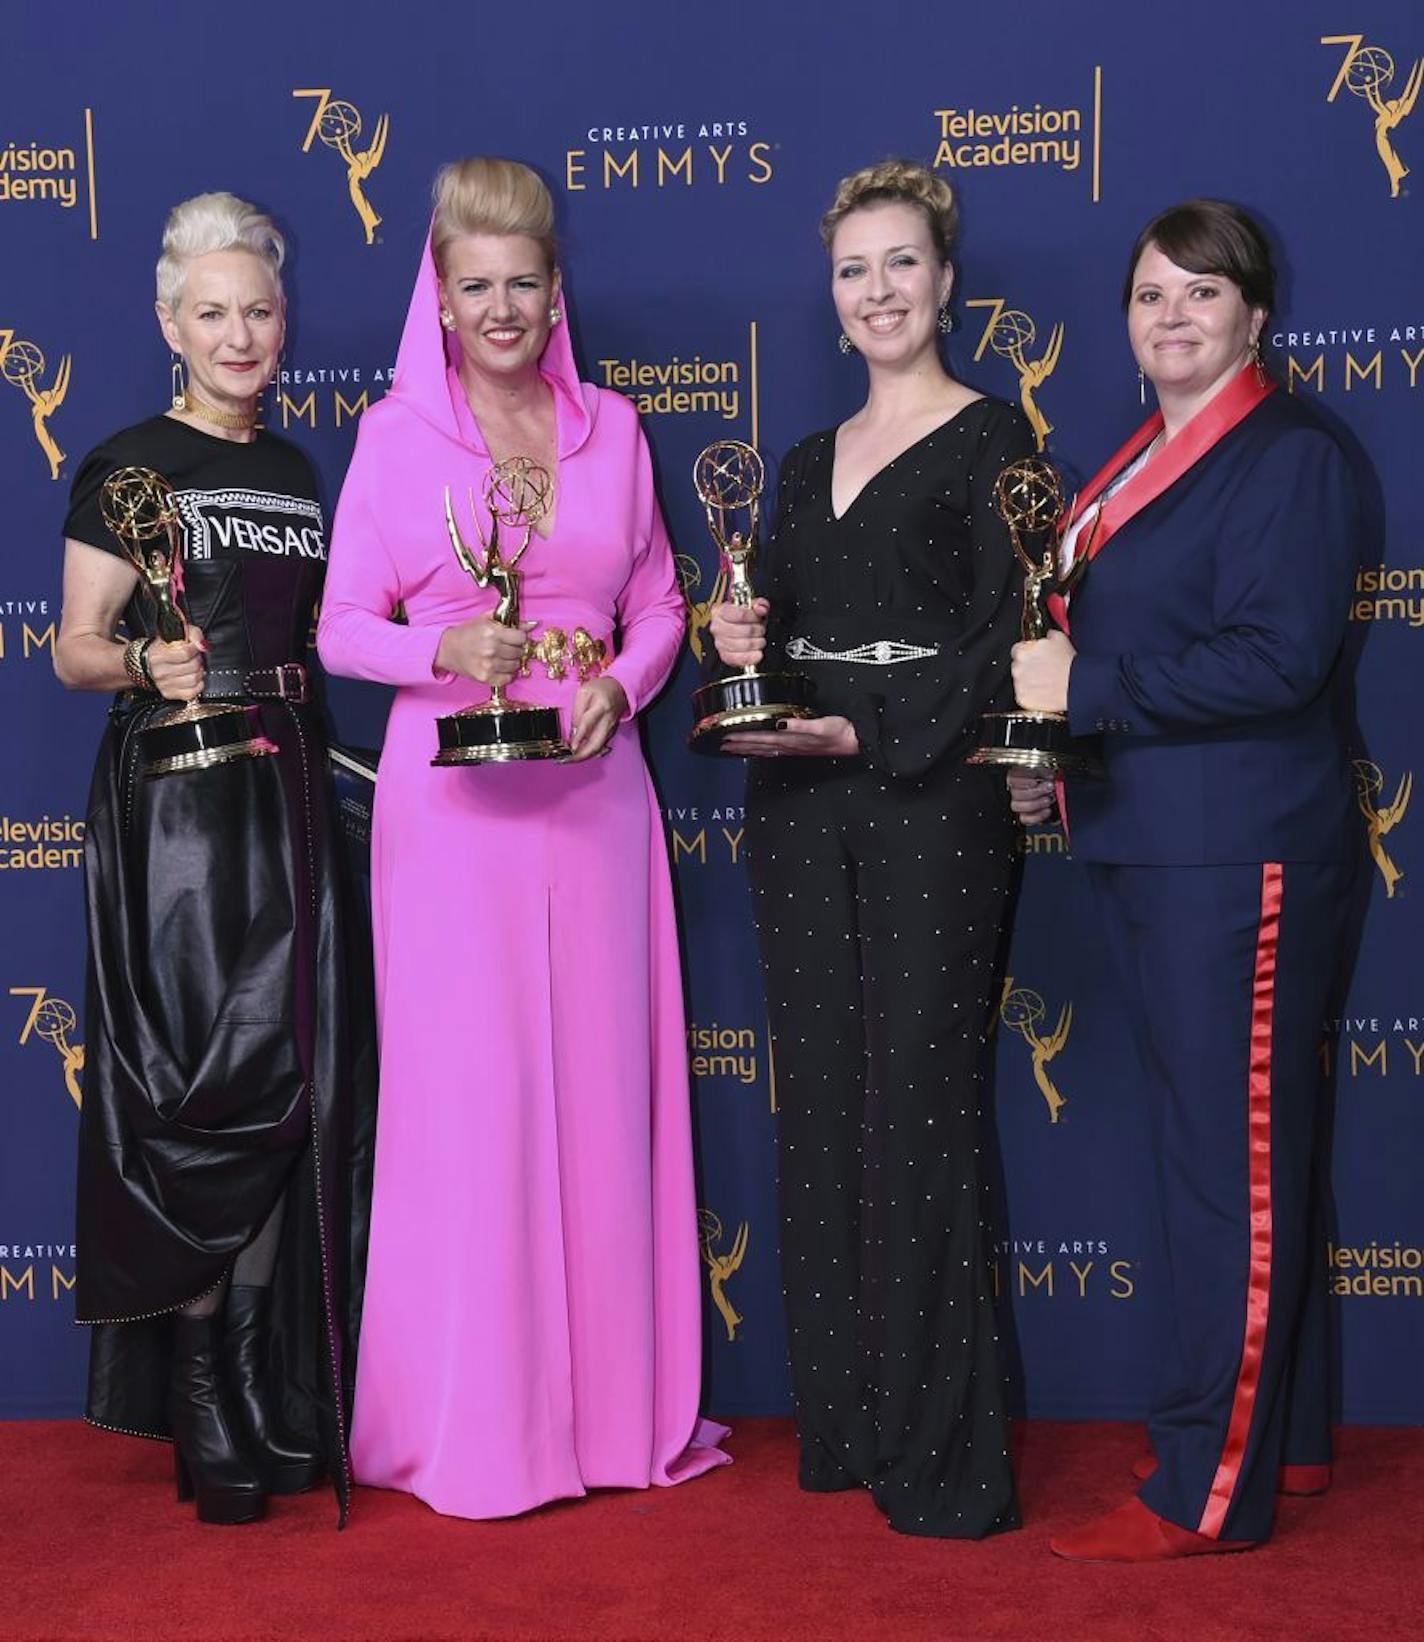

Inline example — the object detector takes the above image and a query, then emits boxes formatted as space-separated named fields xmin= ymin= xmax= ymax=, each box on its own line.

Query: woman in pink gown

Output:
xmin=318 ymin=157 xmax=729 ymax=1519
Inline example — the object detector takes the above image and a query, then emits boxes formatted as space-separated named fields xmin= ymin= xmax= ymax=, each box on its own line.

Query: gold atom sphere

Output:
xmin=0 ymin=339 xmax=44 ymax=387
xmin=1352 ymin=759 xmax=1384 ymax=798
xmin=35 ymin=997 xmax=78 ymax=1042
xmin=990 ymin=309 xmax=1038 ymax=357
xmin=993 ymin=458 xmax=1064 ymax=531
xmin=483 ymin=456 xmax=554 ymax=527
xmin=318 ymin=100 xmax=363 ymax=146
xmin=1000 ymin=988 xmax=1046 ymax=1031
xmin=99 ymin=467 xmax=178 ymax=542
xmin=1346 ymin=45 xmax=1395 ymax=94
xmin=694 ymin=440 xmax=764 ymax=512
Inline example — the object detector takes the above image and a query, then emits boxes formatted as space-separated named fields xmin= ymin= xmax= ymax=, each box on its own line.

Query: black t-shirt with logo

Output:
xmin=64 ymin=414 xmax=326 ymax=670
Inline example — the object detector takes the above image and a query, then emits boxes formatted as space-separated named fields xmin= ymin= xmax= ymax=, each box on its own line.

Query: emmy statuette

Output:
xmin=433 ymin=456 xmax=574 ymax=765
xmin=100 ymin=467 xmax=277 ymax=779
xmin=688 ymin=439 xmax=814 ymax=753
xmin=966 ymin=457 xmax=1102 ymax=778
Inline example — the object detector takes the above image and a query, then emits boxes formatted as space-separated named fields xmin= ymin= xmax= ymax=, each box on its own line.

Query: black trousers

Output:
xmin=746 ymin=755 xmax=1019 ymax=1538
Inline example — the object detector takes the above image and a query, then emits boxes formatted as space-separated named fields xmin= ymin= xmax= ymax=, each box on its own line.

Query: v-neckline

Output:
xmin=827 ymin=399 xmax=982 ymax=522
xmin=448 ymin=366 xmax=560 ymax=540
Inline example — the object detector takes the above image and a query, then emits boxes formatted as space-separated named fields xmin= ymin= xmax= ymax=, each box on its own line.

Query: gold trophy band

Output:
xmin=687 ymin=439 xmax=814 ymax=753
xmin=99 ymin=467 xmax=277 ymax=778
xmin=966 ymin=456 xmax=1102 ymax=778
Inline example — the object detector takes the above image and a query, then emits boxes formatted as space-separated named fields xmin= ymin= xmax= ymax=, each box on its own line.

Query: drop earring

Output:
xmin=838 ymin=332 xmax=855 ymax=355
xmin=937 ymin=305 xmax=953 ymax=333
xmin=1251 ymin=338 xmax=1267 ymax=384
xmin=549 ymin=306 xmax=562 ymax=325
xmin=1138 ymin=365 xmax=1146 ymax=405
xmin=171 ymin=354 xmax=187 ymax=412
xmin=440 ymin=307 xmax=456 ymax=331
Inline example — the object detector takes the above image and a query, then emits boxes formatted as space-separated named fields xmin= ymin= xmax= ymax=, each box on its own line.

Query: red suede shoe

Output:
xmin=1050 ymin=1497 xmax=1258 ymax=1562
xmin=1277 ymin=1463 xmax=1331 ymax=1496
xmin=1132 ymin=1455 xmax=1331 ymax=1495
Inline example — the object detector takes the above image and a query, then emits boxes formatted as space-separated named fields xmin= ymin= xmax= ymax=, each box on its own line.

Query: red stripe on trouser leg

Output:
xmin=1198 ymin=861 xmax=1282 ymax=1539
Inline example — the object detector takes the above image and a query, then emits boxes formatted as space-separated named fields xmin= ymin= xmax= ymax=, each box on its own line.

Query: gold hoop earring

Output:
xmin=171 ymin=354 xmax=187 ymax=412
xmin=838 ymin=332 xmax=855 ymax=355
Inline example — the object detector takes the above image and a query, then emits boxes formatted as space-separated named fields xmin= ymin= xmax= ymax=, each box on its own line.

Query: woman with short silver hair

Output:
xmin=56 ymin=191 xmax=373 ymax=1527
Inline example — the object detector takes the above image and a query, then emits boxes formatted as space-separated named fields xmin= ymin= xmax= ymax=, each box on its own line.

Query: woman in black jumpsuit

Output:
xmin=712 ymin=161 xmax=1030 ymax=1537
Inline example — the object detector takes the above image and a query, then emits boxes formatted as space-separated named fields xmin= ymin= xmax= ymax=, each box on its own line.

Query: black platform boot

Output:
xmin=170 ymin=1315 xmax=267 ymax=1525
xmin=222 ymin=1284 xmax=325 ymax=1494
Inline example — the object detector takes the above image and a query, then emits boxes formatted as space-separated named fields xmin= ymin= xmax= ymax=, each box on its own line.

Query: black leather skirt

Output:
xmin=74 ymin=689 xmax=376 ymax=1523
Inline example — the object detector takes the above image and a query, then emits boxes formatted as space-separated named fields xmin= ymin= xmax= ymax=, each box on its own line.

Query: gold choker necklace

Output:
xmin=177 ymin=387 xmax=259 ymax=431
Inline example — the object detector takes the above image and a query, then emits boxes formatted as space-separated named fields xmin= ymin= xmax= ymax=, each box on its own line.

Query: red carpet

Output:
xmin=0 ymin=1419 xmax=1417 ymax=1642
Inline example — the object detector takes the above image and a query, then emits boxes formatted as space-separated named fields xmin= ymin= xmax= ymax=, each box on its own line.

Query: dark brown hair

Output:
xmin=1121 ymin=198 xmax=1275 ymax=315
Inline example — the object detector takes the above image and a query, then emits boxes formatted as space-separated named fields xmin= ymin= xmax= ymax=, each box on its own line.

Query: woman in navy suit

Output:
xmin=1010 ymin=199 xmax=1360 ymax=1561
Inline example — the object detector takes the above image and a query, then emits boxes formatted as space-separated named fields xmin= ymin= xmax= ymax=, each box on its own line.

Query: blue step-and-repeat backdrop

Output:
xmin=3 ymin=0 xmax=1420 ymax=1422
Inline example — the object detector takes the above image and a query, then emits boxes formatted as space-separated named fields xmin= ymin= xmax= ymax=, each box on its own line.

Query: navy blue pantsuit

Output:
xmin=1062 ymin=377 xmax=1362 ymax=1542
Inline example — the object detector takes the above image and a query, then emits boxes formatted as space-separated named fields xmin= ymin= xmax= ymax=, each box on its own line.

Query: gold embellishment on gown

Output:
xmin=521 ymin=626 xmax=609 ymax=683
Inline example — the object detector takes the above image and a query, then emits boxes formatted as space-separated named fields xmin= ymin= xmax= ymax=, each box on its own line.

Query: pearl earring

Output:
xmin=440 ymin=308 xmax=455 ymax=331
xmin=549 ymin=306 xmax=562 ymax=325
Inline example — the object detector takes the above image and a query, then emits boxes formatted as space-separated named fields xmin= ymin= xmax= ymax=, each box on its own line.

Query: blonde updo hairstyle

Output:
xmin=431 ymin=157 xmax=558 ymax=276
xmin=155 ymin=191 xmax=285 ymax=313
xmin=819 ymin=159 xmax=958 ymax=262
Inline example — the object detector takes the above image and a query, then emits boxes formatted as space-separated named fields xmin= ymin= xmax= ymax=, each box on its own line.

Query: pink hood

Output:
xmin=382 ymin=224 xmax=600 ymax=460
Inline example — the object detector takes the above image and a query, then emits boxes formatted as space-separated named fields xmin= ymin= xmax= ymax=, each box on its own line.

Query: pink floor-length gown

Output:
xmin=318 ymin=234 xmax=729 ymax=1519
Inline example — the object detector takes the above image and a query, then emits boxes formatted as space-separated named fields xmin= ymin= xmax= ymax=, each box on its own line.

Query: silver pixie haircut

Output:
xmin=155 ymin=191 xmax=285 ymax=312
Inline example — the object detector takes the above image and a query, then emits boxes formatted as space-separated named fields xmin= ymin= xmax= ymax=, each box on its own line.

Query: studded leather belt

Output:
xmin=200 ymin=662 xmax=309 ymax=703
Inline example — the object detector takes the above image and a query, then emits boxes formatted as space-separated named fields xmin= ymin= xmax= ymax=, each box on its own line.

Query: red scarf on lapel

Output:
xmin=1043 ymin=362 xmax=1275 ymax=836
xmin=1046 ymin=362 xmax=1276 ymax=634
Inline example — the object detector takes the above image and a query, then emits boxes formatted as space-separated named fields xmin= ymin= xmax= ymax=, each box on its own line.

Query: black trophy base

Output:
xmin=140 ymin=702 xmax=277 ymax=779
xmin=689 ymin=669 xmax=816 ymax=755
xmin=432 ymin=699 xmax=572 ymax=766
xmin=965 ymin=710 xmax=1104 ymax=778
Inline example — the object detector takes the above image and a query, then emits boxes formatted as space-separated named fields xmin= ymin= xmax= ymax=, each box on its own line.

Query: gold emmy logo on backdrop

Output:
xmin=675 ymin=552 xmax=727 ymax=665
xmin=1354 ymin=759 xmax=1411 ymax=897
xmin=293 ymin=89 xmax=389 ymax=243
xmin=0 ymin=329 xmax=70 ymax=480
xmin=10 ymin=986 xmax=83 ymax=1108
xmin=1322 ymin=34 xmax=1422 ymax=198
xmin=698 ymin=1210 xmax=749 ymax=1341
xmin=965 ymin=299 xmax=1063 ymax=450
xmin=997 ymin=976 xmax=1072 ymax=1124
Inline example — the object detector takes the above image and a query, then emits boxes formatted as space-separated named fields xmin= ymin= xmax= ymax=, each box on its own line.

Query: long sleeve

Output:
xmin=603 ymin=428 xmax=686 ymax=720
xmin=1067 ymin=428 xmax=1359 ymax=738
xmin=317 ymin=426 xmax=455 ymax=688
xmin=759 ymin=442 xmax=805 ymax=666
xmin=846 ymin=405 xmax=1033 ymax=779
